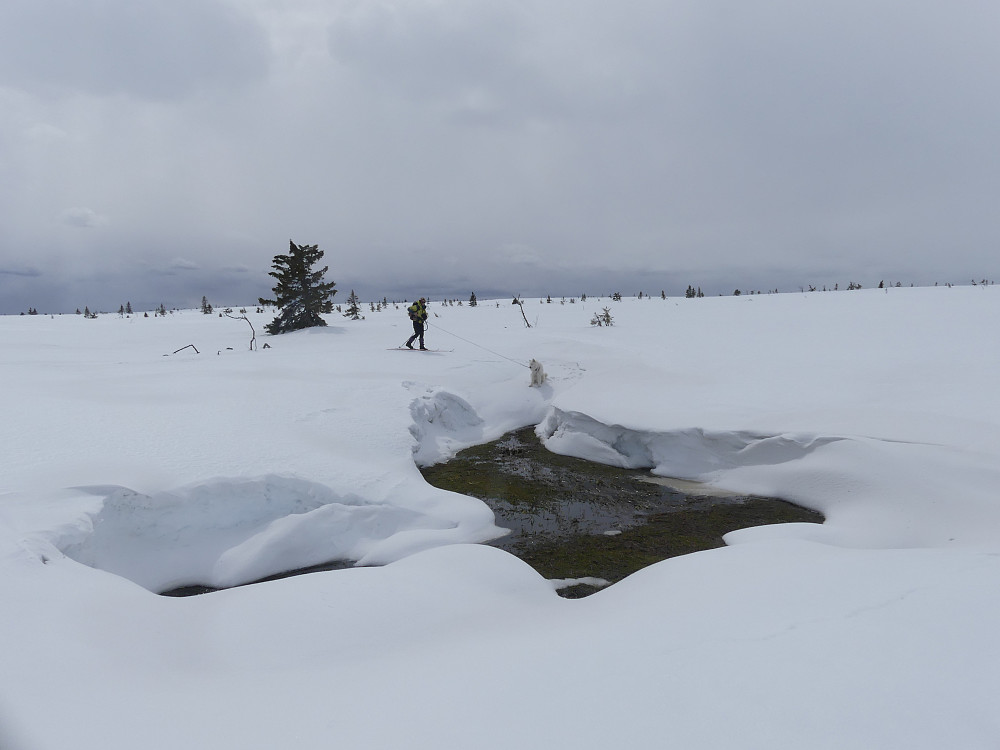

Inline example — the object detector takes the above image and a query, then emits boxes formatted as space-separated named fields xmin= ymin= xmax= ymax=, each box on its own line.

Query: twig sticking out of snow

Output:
xmin=224 ymin=312 xmax=257 ymax=351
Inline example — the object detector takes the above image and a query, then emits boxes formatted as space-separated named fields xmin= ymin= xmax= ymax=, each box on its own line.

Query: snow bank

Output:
xmin=408 ymin=386 xmax=486 ymax=466
xmin=538 ymin=406 xmax=842 ymax=476
xmin=54 ymin=476 xmax=455 ymax=591
xmin=537 ymin=408 xmax=1000 ymax=551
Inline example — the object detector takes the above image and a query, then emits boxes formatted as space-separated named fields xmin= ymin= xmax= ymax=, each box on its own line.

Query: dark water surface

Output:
xmin=421 ymin=427 xmax=824 ymax=598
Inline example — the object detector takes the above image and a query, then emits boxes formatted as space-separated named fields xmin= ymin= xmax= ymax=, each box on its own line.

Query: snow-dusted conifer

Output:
xmin=343 ymin=290 xmax=362 ymax=320
xmin=260 ymin=241 xmax=337 ymax=334
xmin=590 ymin=307 xmax=614 ymax=326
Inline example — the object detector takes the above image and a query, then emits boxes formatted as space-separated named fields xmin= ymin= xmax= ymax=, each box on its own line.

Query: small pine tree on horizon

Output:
xmin=344 ymin=290 xmax=362 ymax=320
xmin=590 ymin=307 xmax=614 ymax=327
xmin=260 ymin=240 xmax=337 ymax=334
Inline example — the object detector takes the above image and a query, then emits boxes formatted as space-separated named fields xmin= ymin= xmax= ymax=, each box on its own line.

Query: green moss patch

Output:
xmin=421 ymin=427 xmax=823 ymax=597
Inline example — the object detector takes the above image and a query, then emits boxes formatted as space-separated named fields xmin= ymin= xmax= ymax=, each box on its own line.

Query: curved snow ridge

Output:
xmin=537 ymin=408 xmax=1000 ymax=550
xmin=408 ymin=387 xmax=486 ymax=466
xmin=57 ymin=475 xmax=452 ymax=592
xmin=536 ymin=408 xmax=844 ymax=479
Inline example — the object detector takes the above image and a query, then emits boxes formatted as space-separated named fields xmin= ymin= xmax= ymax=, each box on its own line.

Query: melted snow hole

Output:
xmin=57 ymin=475 xmax=448 ymax=594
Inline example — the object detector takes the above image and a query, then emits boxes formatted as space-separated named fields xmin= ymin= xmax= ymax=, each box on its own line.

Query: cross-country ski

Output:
xmin=387 ymin=347 xmax=452 ymax=352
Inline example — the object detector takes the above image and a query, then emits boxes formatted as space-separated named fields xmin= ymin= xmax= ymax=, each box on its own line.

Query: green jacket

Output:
xmin=407 ymin=300 xmax=427 ymax=323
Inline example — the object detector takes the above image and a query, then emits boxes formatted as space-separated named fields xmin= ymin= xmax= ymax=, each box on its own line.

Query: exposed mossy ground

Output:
xmin=421 ymin=427 xmax=824 ymax=597
xmin=164 ymin=426 xmax=823 ymax=598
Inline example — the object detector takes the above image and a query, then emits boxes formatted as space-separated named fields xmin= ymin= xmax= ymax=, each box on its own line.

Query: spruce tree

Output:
xmin=590 ymin=307 xmax=614 ymax=326
xmin=260 ymin=240 xmax=337 ymax=334
xmin=344 ymin=290 xmax=362 ymax=320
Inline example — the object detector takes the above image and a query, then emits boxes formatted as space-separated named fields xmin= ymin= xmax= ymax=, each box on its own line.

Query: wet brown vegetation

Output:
xmin=421 ymin=427 xmax=824 ymax=597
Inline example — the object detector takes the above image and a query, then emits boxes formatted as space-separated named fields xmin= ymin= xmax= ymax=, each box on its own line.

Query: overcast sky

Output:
xmin=1 ymin=0 xmax=998 ymax=313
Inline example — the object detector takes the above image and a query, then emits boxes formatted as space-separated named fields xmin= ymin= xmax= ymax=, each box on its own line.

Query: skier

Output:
xmin=405 ymin=298 xmax=428 ymax=350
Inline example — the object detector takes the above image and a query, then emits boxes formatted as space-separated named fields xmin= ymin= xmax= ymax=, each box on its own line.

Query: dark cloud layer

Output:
xmin=0 ymin=0 xmax=269 ymax=99
xmin=1 ymin=0 xmax=998 ymax=314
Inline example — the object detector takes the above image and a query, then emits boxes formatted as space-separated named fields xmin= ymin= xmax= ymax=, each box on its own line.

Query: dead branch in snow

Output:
xmin=225 ymin=312 xmax=257 ymax=351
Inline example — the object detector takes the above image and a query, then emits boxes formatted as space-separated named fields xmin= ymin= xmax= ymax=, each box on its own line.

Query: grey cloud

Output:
xmin=61 ymin=207 xmax=108 ymax=228
xmin=326 ymin=0 xmax=639 ymax=124
xmin=0 ymin=265 xmax=42 ymax=277
xmin=146 ymin=258 xmax=201 ymax=275
xmin=0 ymin=0 xmax=270 ymax=99
xmin=328 ymin=2 xmax=524 ymax=98
xmin=1 ymin=0 xmax=998 ymax=316
xmin=24 ymin=123 xmax=69 ymax=140
xmin=0 ymin=259 xmax=270 ymax=316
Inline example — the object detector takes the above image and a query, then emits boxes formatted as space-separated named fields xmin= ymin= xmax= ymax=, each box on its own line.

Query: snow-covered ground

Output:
xmin=3 ymin=287 xmax=1000 ymax=749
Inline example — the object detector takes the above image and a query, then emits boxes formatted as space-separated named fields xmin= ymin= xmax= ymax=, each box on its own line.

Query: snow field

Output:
xmin=2 ymin=286 xmax=1000 ymax=749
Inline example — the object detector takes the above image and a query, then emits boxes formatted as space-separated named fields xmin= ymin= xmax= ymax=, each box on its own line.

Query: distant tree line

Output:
xmin=16 ymin=273 xmax=995 ymax=320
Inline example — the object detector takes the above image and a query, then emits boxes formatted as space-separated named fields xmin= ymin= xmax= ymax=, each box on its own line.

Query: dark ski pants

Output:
xmin=406 ymin=321 xmax=425 ymax=348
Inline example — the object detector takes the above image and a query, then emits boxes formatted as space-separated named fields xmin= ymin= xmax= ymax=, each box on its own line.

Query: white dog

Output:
xmin=529 ymin=359 xmax=547 ymax=387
